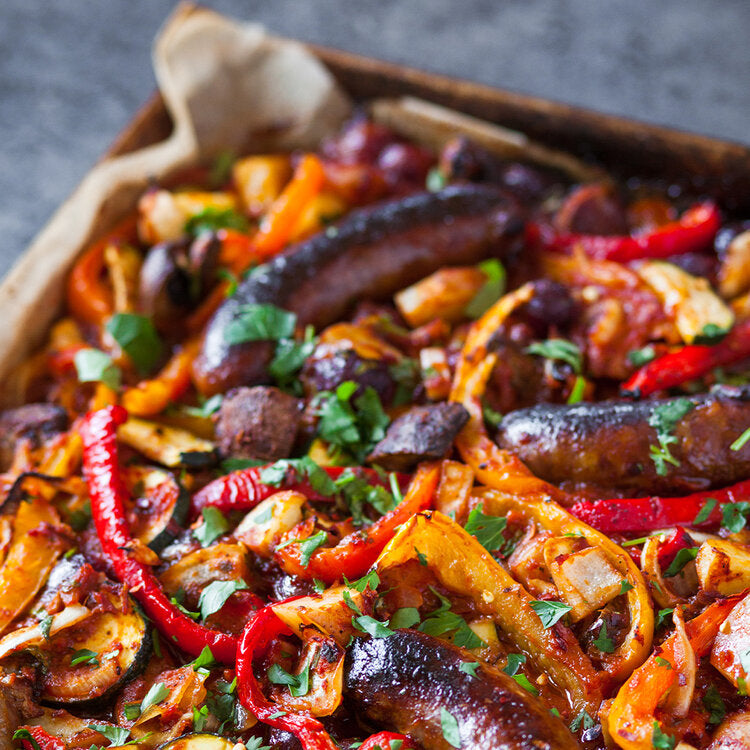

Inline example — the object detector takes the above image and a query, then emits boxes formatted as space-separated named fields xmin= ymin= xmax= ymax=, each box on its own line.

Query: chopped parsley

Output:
xmin=74 ymin=348 xmax=121 ymax=390
xmin=567 ymin=375 xmax=587 ymax=405
xmin=593 ymin=621 xmax=615 ymax=653
xmin=192 ymin=705 xmax=209 ymax=733
xmin=656 ymin=607 xmax=674 ymax=628
xmin=651 ymin=721 xmax=676 ymax=749
xmin=526 ymin=338 xmax=582 ymax=374
xmin=268 ymin=662 xmax=311 ymax=698
xmin=619 ymin=580 xmax=634 ymax=595
xmin=390 ymin=607 xmax=421 ymax=629
xmin=70 ymin=648 xmax=99 ymax=666
xmin=140 ymin=681 xmax=169 ymax=714
xmin=185 ymin=206 xmax=249 ymax=235
xmin=193 ymin=506 xmax=230 ymax=547
xmin=38 ymin=614 xmax=53 ymax=640
xmin=191 ymin=646 xmax=216 ymax=672
xmin=276 ymin=530 xmax=328 ymax=568
xmin=693 ymin=497 xmax=718 ymax=524
xmin=655 ymin=656 xmax=672 ymax=669
xmin=702 ymin=684 xmax=726 ymax=726
xmin=628 ymin=345 xmax=656 ymax=367
xmin=106 ymin=313 xmax=163 ymax=376
xmin=415 ymin=547 xmax=428 ymax=566
xmin=86 ymin=725 xmax=131 ymax=747
xmin=464 ymin=504 xmax=512 ymax=555
xmin=721 ymin=501 xmax=750 ymax=532
xmin=569 ymin=709 xmax=596 ymax=732
xmin=464 ymin=259 xmax=506 ymax=319
xmin=198 ymin=579 xmax=248 ymax=619
xmin=225 ymin=303 xmax=296 ymax=346
xmin=418 ymin=588 xmax=485 ymax=649
xmin=662 ymin=547 xmax=698 ymax=577
xmin=440 ymin=707 xmax=461 ymax=748
xmin=426 ymin=167 xmax=447 ymax=192
xmin=460 ymin=661 xmax=480 ymax=678
xmin=502 ymin=653 xmax=526 ymax=676
xmin=648 ymin=398 xmax=695 ymax=476
xmin=530 ymin=600 xmax=572 ymax=628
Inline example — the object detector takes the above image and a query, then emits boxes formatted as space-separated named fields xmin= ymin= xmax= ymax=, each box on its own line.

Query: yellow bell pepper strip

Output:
xmin=121 ymin=338 xmax=200 ymax=417
xmin=476 ymin=488 xmax=653 ymax=685
xmin=375 ymin=510 xmax=602 ymax=715
xmin=0 ymin=500 xmax=69 ymax=636
xmin=449 ymin=283 xmax=562 ymax=500
xmin=253 ymin=154 xmax=326 ymax=260
xmin=608 ymin=596 xmax=740 ymax=750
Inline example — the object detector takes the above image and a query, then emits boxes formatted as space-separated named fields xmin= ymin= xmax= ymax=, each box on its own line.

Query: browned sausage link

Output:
xmin=193 ymin=185 xmax=523 ymax=395
xmin=495 ymin=385 xmax=750 ymax=494
xmin=345 ymin=630 xmax=578 ymax=750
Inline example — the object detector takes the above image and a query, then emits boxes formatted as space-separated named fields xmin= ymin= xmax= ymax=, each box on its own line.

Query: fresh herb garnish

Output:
xmin=70 ymin=648 xmax=99 ymax=666
xmin=193 ymin=506 xmax=230 ymax=547
xmin=140 ymin=681 xmax=170 ymax=714
xmin=731 ymin=426 xmax=750 ymax=451
xmin=260 ymin=456 xmax=337 ymax=496
xmin=465 ymin=259 xmax=506 ymax=319
xmin=106 ymin=313 xmax=163 ymax=376
xmin=619 ymin=580 xmax=634 ymax=595
xmin=647 ymin=397 xmax=695 ymax=476
xmin=191 ymin=646 xmax=216 ymax=672
xmin=628 ymin=345 xmax=656 ymax=366
xmin=440 ymin=707 xmax=461 ymax=748
xmin=390 ymin=607 xmax=421 ymax=629
xmin=721 ymin=501 xmax=750 ymax=532
xmin=530 ymin=600 xmax=572 ymax=628
xmin=512 ymin=673 xmax=539 ymax=695
xmin=87 ymin=724 xmax=131 ymax=747
xmin=567 ymin=375 xmax=587 ymax=404
xmin=694 ymin=497 xmax=718 ymax=524
xmin=415 ymin=547 xmax=428 ymax=566
xmin=348 ymin=569 xmax=380 ymax=593
xmin=268 ymin=662 xmax=311 ymax=698
xmin=192 ymin=705 xmax=209 ymax=733
xmin=502 ymin=653 xmax=526 ymax=676
xmin=225 ymin=303 xmax=296 ymax=346
xmin=74 ymin=348 xmax=121 ymax=390
xmin=656 ymin=607 xmax=674 ymax=628
xmin=702 ymin=684 xmax=726 ymax=725
xmin=38 ymin=614 xmax=53 ymax=640
xmin=593 ymin=621 xmax=615 ymax=653
xmin=651 ymin=721 xmax=676 ymax=749
xmin=460 ymin=661 xmax=480 ymax=678
xmin=570 ymin=710 xmax=596 ymax=732
xmin=464 ymin=504 xmax=510 ymax=554
xmin=185 ymin=206 xmax=249 ymax=236
xmin=526 ymin=338 xmax=582 ymax=374
xmin=198 ymin=579 xmax=248 ymax=619
xmin=426 ymin=167 xmax=447 ymax=192
xmin=655 ymin=656 xmax=672 ymax=669
xmin=662 ymin=547 xmax=698 ymax=577
xmin=418 ymin=588 xmax=485 ymax=649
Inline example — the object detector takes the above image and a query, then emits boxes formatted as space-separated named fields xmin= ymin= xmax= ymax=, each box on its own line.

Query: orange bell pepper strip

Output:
xmin=66 ymin=216 xmax=138 ymax=327
xmin=274 ymin=462 xmax=440 ymax=584
xmin=253 ymin=154 xmax=326 ymax=260
xmin=608 ymin=597 xmax=740 ymax=750
xmin=121 ymin=339 xmax=200 ymax=417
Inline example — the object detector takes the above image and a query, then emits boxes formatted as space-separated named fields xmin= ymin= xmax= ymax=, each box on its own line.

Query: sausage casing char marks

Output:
xmin=345 ymin=630 xmax=579 ymax=750
xmin=193 ymin=185 xmax=523 ymax=395
xmin=495 ymin=384 xmax=750 ymax=494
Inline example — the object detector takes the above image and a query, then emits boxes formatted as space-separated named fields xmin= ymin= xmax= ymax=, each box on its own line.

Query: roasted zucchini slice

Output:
xmin=118 ymin=418 xmax=218 ymax=469
xmin=123 ymin=466 xmax=190 ymax=552
xmin=40 ymin=591 xmax=151 ymax=706
xmin=158 ymin=735 xmax=236 ymax=750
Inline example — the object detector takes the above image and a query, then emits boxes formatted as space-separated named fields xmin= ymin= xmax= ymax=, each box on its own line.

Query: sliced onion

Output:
xmin=664 ymin=608 xmax=696 ymax=719
xmin=0 ymin=604 xmax=90 ymax=661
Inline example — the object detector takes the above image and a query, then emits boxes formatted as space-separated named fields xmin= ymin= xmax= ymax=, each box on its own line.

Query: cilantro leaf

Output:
xmin=628 ymin=345 xmax=656 ymax=366
xmin=593 ymin=621 xmax=615 ymax=653
xmin=662 ymin=547 xmax=698 ymax=577
xmin=526 ymin=338 xmax=582 ymax=374
xmin=460 ymin=661 xmax=480 ymax=678
xmin=464 ymin=504 xmax=508 ymax=553
xmin=106 ymin=313 xmax=163 ymax=376
xmin=390 ymin=607 xmax=421 ymax=629
xmin=191 ymin=646 xmax=216 ymax=672
xmin=651 ymin=721 xmax=676 ymax=749
xmin=656 ymin=607 xmax=674 ymax=628
xmin=198 ymin=579 xmax=248 ymax=620
xmin=502 ymin=653 xmax=526 ymax=676
xmin=656 ymin=656 xmax=673 ymax=669
xmin=440 ymin=707 xmax=461 ymax=748
xmin=193 ymin=506 xmax=229 ymax=547
xmin=570 ymin=710 xmax=596 ymax=732
xmin=123 ymin=702 xmax=141 ymax=721
xmin=693 ymin=497 xmax=718 ymax=524
xmin=419 ymin=600 xmax=485 ymax=649
xmin=647 ymin=398 xmax=695 ymax=476
xmin=140 ymin=681 xmax=169 ymax=714
xmin=465 ymin=259 xmax=506 ymax=319
xmin=530 ymin=600 xmax=572 ymax=628
xmin=348 ymin=569 xmax=380 ymax=593
xmin=722 ymin=501 xmax=750 ymax=533
xmin=512 ymin=673 xmax=539 ymax=695
xmin=74 ymin=348 xmax=121 ymax=390
xmin=38 ymin=614 xmax=53 ymax=640
xmin=268 ymin=663 xmax=311 ymax=698
xmin=619 ymin=580 xmax=634 ymax=595
xmin=185 ymin=206 xmax=249 ymax=236
xmin=703 ymin=684 xmax=726 ymax=725
xmin=192 ymin=705 xmax=209 ymax=733
xmin=225 ymin=304 xmax=297 ymax=346
xmin=70 ymin=648 xmax=99 ymax=666
xmin=353 ymin=614 xmax=395 ymax=638
xmin=87 ymin=724 xmax=130 ymax=747
xmin=260 ymin=457 xmax=336 ymax=497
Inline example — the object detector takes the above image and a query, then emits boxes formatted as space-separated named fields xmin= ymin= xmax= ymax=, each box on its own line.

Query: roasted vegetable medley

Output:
xmin=3 ymin=115 xmax=750 ymax=750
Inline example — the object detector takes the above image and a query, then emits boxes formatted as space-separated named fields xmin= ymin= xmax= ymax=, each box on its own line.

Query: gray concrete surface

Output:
xmin=1 ymin=1 xmax=749 ymax=278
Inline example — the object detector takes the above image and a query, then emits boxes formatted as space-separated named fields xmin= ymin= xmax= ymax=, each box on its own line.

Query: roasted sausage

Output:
xmin=193 ymin=185 xmax=523 ymax=395
xmin=345 ymin=630 xmax=578 ymax=750
xmin=495 ymin=385 xmax=750 ymax=494
xmin=367 ymin=402 xmax=469 ymax=471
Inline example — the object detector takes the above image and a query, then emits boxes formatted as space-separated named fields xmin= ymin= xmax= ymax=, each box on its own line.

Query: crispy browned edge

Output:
xmin=105 ymin=42 xmax=750 ymax=213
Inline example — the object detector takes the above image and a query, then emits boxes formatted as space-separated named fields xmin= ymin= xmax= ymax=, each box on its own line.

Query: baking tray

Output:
xmin=108 ymin=41 xmax=750 ymax=212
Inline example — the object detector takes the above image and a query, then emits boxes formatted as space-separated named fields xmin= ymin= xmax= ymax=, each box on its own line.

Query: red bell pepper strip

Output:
xmin=190 ymin=464 xmax=409 ymax=518
xmin=568 ymin=478 xmax=750 ymax=535
xmin=655 ymin=526 xmax=694 ymax=570
xmin=236 ymin=603 xmax=339 ymax=750
xmin=622 ymin=317 xmax=750 ymax=397
xmin=274 ymin=462 xmax=440 ymax=584
xmin=357 ymin=732 xmax=418 ymax=750
xmin=533 ymin=201 xmax=721 ymax=263
xmin=14 ymin=727 xmax=65 ymax=750
xmin=79 ymin=405 xmax=238 ymax=663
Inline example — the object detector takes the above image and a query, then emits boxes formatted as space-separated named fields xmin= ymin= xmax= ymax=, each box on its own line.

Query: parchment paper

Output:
xmin=0 ymin=4 xmax=351 ymax=399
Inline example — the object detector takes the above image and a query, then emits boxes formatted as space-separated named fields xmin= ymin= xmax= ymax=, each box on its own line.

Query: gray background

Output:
xmin=2 ymin=0 xmax=749 ymax=278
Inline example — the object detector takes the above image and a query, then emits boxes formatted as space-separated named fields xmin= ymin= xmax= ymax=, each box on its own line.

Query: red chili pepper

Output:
xmin=274 ymin=462 xmax=440 ymax=584
xmin=79 ymin=406 xmax=238 ymax=663
xmin=236 ymin=604 xmax=339 ymax=750
xmin=532 ymin=201 xmax=721 ymax=263
xmin=190 ymin=464 xmax=409 ymax=518
xmin=357 ymin=732 xmax=418 ymax=750
xmin=15 ymin=726 xmax=65 ymax=750
xmin=568 ymin=478 xmax=750 ymax=535
xmin=622 ymin=317 xmax=750 ymax=397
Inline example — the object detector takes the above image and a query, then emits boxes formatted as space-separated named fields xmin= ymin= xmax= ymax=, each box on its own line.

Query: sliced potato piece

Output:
xmin=696 ymin=539 xmax=750 ymax=596
xmin=545 ymin=538 xmax=622 ymax=622
xmin=118 ymin=418 xmax=218 ymax=469
xmin=718 ymin=230 xmax=750 ymax=299
xmin=395 ymin=266 xmax=487 ymax=327
xmin=234 ymin=490 xmax=306 ymax=557
xmin=637 ymin=260 xmax=734 ymax=344
xmin=233 ymin=154 xmax=291 ymax=216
